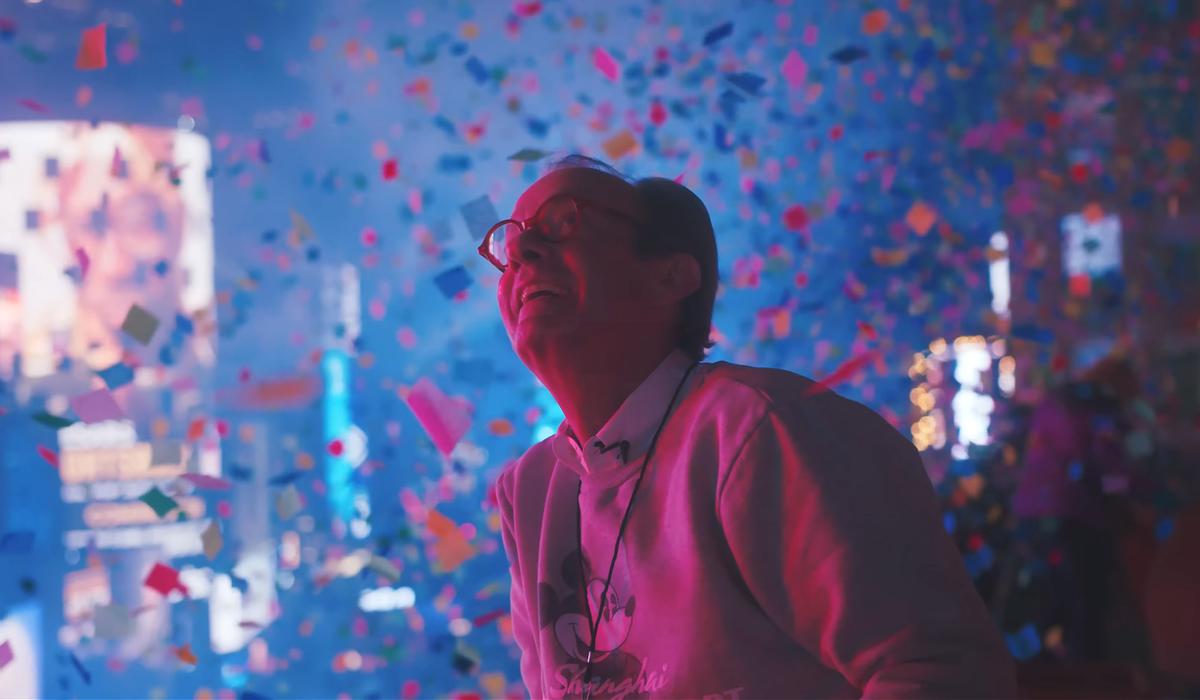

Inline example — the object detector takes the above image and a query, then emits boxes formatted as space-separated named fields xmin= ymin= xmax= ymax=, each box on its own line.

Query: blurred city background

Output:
xmin=0 ymin=0 xmax=1198 ymax=698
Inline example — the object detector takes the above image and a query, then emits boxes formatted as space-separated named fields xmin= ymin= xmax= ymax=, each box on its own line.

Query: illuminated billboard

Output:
xmin=1062 ymin=206 xmax=1122 ymax=299
xmin=0 ymin=121 xmax=214 ymax=380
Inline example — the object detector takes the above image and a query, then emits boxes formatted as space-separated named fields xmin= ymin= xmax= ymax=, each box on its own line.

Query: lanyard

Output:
xmin=575 ymin=361 xmax=700 ymax=699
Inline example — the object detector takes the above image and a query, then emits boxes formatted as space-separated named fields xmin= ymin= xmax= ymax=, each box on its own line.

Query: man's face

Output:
xmin=496 ymin=168 xmax=670 ymax=370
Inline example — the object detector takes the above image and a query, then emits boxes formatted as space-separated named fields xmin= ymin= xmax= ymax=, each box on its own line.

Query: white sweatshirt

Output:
xmin=496 ymin=349 xmax=1018 ymax=699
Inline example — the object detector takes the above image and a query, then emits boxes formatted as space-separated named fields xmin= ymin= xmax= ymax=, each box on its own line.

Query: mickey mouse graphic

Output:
xmin=539 ymin=545 xmax=647 ymax=690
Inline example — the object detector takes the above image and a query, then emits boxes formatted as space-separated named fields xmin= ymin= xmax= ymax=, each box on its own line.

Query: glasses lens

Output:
xmin=491 ymin=197 xmax=578 ymax=268
xmin=490 ymin=221 xmax=522 ymax=267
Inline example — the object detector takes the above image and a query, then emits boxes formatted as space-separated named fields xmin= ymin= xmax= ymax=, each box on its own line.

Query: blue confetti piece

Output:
xmin=96 ymin=362 xmax=135 ymax=390
xmin=464 ymin=55 xmax=489 ymax=84
xmin=724 ymin=72 xmax=766 ymax=96
xmin=268 ymin=470 xmax=304 ymax=486
xmin=230 ymin=574 xmax=251 ymax=594
xmin=1005 ymin=623 xmax=1042 ymax=661
xmin=1010 ymin=323 xmax=1054 ymax=344
xmin=460 ymin=195 xmax=499 ymax=241
xmin=153 ymin=259 xmax=170 ymax=277
xmin=1155 ymin=517 xmax=1174 ymax=541
xmin=1068 ymin=461 xmax=1084 ymax=481
xmin=964 ymin=545 xmax=994 ymax=578
xmin=433 ymin=115 xmax=457 ymax=138
xmin=175 ymin=313 xmax=194 ymax=335
xmin=525 ymin=117 xmax=549 ymax=139
xmin=702 ymin=21 xmax=733 ymax=47
xmin=943 ymin=512 xmax=956 ymax=534
xmin=0 ymin=530 xmax=34 ymax=553
xmin=434 ymin=265 xmax=473 ymax=299
xmin=0 ymin=252 xmax=17 ymax=290
xmin=830 ymin=46 xmax=868 ymax=64
xmin=437 ymin=154 xmax=472 ymax=173
xmin=69 ymin=651 xmax=91 ymax=684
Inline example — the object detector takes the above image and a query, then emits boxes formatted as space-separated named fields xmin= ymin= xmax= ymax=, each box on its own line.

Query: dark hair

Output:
xmin=545 ymin=153 xmax=718 ymax=362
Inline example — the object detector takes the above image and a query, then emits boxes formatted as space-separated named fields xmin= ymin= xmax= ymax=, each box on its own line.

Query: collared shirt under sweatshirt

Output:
xmin=495 ymin=349 xmax=1018 ymax=699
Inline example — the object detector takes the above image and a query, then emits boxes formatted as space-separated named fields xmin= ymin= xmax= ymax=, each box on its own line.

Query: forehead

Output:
xmin=511 ymin=167 xmax=640 ymax=220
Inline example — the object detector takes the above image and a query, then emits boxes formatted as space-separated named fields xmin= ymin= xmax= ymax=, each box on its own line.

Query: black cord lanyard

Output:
xmin=575 ymin=361 xmax=700 ymax=699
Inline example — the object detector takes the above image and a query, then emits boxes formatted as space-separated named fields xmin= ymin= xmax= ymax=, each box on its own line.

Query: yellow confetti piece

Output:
xmin=1166 ymin=138 xmax=1192 ymax=163
xmin=460 ymin=22 xmax=479 ymax=40
xmin=174 ymin=643 xmax=198 ymax=665
xmin=862 ymin=9 xmax=889 ymax=35
xmin=295 ymin=452 xmax=314 ymax=470
xmin=1030 ymin=41 xmax=1057 ymax=68
xmin=905 ymin=200 xmax=937 ymax=236
xmin=601 ymin=129 xmax=639 ymax=161
xmin=426 ymin=509 xmax=456 ymax=538
xmin=481 ymin=673 xmax=507 ymax=698
xmin=960 ymin=473 xmax=985 ymax=500
xmin=772 ymin=309 xmax=790 ymax=338
xmin=870 ymin=247 xmax=911 ymax=267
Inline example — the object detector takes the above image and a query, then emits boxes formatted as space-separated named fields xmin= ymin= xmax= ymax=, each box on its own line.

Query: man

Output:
xmin=486 ymin=154 xmax=1017 ymax=699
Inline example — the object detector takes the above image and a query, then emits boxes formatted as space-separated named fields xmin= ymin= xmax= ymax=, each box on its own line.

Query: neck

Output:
xmin=536 ymin=344 xmax=678 ymax=444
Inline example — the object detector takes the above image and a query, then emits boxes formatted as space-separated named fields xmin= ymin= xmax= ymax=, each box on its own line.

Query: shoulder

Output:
xmin=495 ymin=436 xmax=556 ymax=511
xmin=698 ymin=361 xmax=902 ymax=446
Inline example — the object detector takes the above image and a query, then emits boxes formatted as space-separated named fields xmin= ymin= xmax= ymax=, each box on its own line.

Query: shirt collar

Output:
xmin=551 ymin=348 xmax=697 ymax=476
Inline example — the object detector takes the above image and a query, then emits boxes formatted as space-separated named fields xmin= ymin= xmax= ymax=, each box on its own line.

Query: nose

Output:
xmin=508 ymin=226 xmax=555 ymax=268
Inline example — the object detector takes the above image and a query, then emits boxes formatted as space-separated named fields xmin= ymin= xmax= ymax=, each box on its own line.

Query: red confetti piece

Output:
xmin=804 ymin=351 xmax=878 ymax=396
xmin=471 ymin=608 xmax=507 ymax=626
xmin=857 ymin=320 xmax=877 ymax=340
xmin=327 ymin=439 xmax=344 ymax=457
xmin=75 ymin=23 xmax=107 ymax=70
xmin=382 ymin=159 xmax=398 ymax=180
xmin=18 ymin=98 xmax=48 ymax=113
xmin=649 ymin=100 xmax=667 ymax=126
xmin=187 ymin=418 xmax=206 ymax=441
xmin=143 ymin=562 xmax=187 ymax=597
xmin=782 ymin=204 xmax=809 ymax=231
xmin=37 ymin=444 xmax=59 ymax=468
xmin=1069 ymin=162 xmax=1089 ymax=183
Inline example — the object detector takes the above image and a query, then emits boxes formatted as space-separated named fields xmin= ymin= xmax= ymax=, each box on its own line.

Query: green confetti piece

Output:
xmin=139 ymin=487 xmax=179 ymax=518
xmin=507 ymin=148 xmax=551 ymax=162
xmin=33 ymin=411 xmax=75 ymax=429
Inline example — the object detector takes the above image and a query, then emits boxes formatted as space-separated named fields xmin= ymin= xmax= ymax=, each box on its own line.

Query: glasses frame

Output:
xmin=477 ymin=194 xmax=640 ymax=273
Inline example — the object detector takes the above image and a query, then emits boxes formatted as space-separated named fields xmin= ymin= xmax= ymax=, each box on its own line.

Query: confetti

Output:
xmin=120 ymin=303 xmax=160 ymax=345
xmin=69 ymin=389 xmax=125 ymax=423
xmin=702 ymin=21 xmax=733 ymax=47
xmin=592 ymin=46 xmax=620 ymax=81
xmin=601 ymin=129 xmax=639 ymax=161
xmin=829 ymin=45 xmax=868 ymax=64
xmin=143 ymin=562 xmax=187 ymax=597
xmin=75 ymin=23 xmax=107 ymax=70
xmin=139 ymin=487 xmax=179 ymax=518
xmin=404 ymin=379 xmax=473 ymax=457
xmin=0 ymin=640 xmax=11 ymax=671
xmin=0 ymin=252 xmax=15 ymax=289
xmin=96 ymin=362 xmax=135 ymax=390
xmin=275 ymin=484 xmax=302 ymax=520
xmin=93 ymin=604 xmax=133 ymax=640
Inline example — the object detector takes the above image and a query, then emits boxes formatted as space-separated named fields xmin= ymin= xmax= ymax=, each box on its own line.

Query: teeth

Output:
xmin=521 ymin=286 xmax=563 ymax=305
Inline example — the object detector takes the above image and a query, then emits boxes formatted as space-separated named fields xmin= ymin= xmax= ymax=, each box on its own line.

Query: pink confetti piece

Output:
xmin=37 ymin=445 xmax=58 ymax=468
xmin=804 ymin=352 xmax=879 ymax=396
xmin=592 ymin=46 xmax=620 ymax=81
xmin=781 ymin=49 xmax=807 ymax=89
xmin=179 ymin=473 xmax=232 ymax=490
xmin=18 ymin=98 xmax=48 ymax=113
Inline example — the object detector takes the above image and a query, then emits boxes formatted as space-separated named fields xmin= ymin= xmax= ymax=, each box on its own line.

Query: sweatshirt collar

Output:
xmin=551 ymin=348 xmax=699 ymax=485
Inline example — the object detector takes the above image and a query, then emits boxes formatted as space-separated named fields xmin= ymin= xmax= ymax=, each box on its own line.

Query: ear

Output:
xmin=658 ymin=253 xmax=701 ymax=304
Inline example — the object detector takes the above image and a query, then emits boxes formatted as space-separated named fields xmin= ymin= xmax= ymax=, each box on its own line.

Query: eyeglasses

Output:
xmin=477 ymin=194 xmax=639 ymax=273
